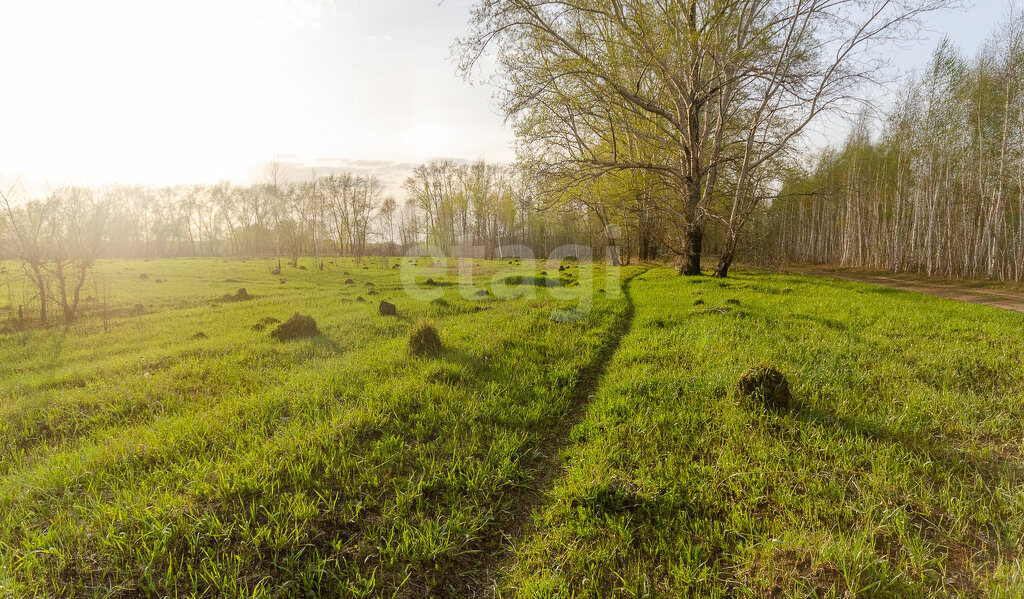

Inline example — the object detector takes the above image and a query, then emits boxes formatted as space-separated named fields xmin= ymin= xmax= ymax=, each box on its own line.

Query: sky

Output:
xmin=0 ymin=0 xmax=1012 ymax=197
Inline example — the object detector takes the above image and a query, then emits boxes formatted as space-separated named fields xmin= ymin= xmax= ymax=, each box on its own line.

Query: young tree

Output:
xmin=377 ymin=196 xmax=398 ymax=255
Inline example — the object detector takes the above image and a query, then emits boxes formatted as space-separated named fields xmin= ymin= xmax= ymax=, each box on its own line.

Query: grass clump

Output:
xmin=269 ymin=313 xmax=319 ymax=341
xmin=221 ymin=287 xmax=252 ymax=302
xmin=251 ymin=316 xmax=280 ymax=331
xmin=737 ymin=364 xmax=792 ymax=409
xmin=409 ymin=322 xmax=443 ymax=356
xmin=501 ymin=274 xmax=562 ymax=287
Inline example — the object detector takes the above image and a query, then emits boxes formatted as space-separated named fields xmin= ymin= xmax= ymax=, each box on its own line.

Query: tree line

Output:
xmin=765 ymin=9 xmax=1024 ymax=281
xmin=0 ymin=159 xmax=639 ymax=324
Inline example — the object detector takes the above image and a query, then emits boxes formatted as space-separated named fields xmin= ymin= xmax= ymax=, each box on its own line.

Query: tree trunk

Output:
xmin=607 ymin=234 xmax=621 ymax=266
xmin=714 ymin=250 xmax=734 ymax=278
xmin=680 ymin=221 xmax=703 ymax=275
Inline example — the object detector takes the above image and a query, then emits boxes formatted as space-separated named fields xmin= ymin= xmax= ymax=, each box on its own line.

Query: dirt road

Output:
xmin=788 ymin=265 xmax=1024 ymax=313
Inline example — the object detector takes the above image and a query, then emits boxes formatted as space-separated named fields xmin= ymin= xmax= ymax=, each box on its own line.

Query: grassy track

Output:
xmin=2 ymin=260 xmax=1024 ymax=597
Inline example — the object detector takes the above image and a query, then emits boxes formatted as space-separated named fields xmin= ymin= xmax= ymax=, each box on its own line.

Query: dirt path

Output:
xmin=461 ymin=268 xmax=649 ymax=597
xmin=788 ymin=265 xmax=1024 ymax=313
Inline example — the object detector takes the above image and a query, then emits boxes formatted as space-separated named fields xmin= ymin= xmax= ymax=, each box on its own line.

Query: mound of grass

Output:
xmin=269 ymin=313 xmax=319 ymax=341
xmin=221 ymin=287 xmax=252 ymax=302
xmin=409 ymin=322 xmax=442 ymax=356
xmin=251 ymin=317 xmax=280 ymax=332
xmin=378 ymin=300 xmax=397 ymax=316
xmin=500 ymin=274 xmax=562 ymax=287
xmin=737 ymin=364 xmax=791 ymax=409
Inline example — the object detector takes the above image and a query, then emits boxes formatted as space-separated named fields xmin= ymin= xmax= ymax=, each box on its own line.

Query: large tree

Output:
xmin=459 ymin=0 xmax=955 ymax=275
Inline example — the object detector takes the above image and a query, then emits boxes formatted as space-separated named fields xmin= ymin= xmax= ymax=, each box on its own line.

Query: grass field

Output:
xmin=1 ymin=258 xmax=1023 ymax=597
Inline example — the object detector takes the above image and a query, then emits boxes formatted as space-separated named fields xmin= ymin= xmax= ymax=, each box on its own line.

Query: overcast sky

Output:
xmin=0 ymin=0 xmax=1010 ymax=197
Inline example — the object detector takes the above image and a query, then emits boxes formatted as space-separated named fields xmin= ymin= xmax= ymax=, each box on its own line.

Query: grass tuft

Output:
xmin=737 ymin=364 xmax=792 ymax=410
xmin=409 ymin=322 xmax=443 ymax=356
xmin=270 ymin=313 xmax=320 ymax=340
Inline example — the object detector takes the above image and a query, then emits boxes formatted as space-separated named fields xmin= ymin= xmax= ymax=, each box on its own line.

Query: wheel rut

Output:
xmin=458 ymin=267 xmax=650 ymax=598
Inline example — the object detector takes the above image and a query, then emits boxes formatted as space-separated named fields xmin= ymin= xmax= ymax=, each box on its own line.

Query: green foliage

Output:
xmin=768 ymin=10 xmax=1024 ymax=281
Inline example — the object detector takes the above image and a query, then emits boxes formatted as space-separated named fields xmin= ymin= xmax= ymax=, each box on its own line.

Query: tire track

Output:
xmin=460 ymin=267 xmax=650 ymax=597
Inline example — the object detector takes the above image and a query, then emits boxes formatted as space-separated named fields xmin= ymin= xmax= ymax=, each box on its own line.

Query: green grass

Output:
xmin=1 ymin=259 xmax=1023 ymax=597
xmin=505 ymin=270 xmax=1024 ymax=597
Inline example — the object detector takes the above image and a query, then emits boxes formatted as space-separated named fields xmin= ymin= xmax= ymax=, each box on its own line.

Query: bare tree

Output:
xmin=377 ymin=196 xmax=398 ymax=255
xmin=0 ymin=184 xmax=110 ymax=325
